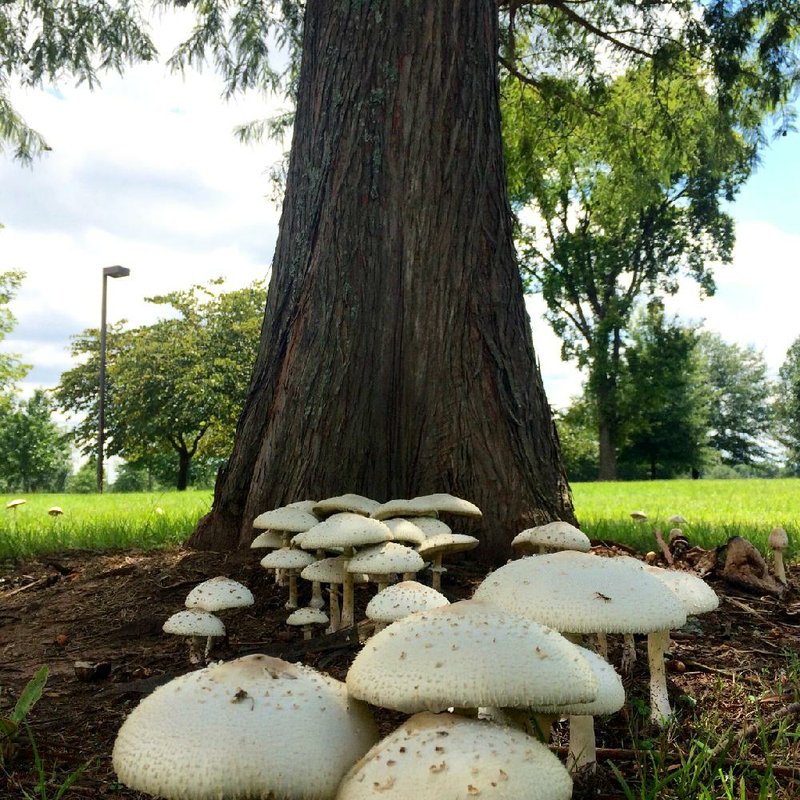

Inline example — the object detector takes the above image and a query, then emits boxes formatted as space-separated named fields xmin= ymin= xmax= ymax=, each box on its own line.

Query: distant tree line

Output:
xmin=555 ymin=303 xmax=800 ymax=481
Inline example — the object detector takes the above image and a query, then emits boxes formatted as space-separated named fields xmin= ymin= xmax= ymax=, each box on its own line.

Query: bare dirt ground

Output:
xmin=1 ymin=544 xmax=798 ymax=799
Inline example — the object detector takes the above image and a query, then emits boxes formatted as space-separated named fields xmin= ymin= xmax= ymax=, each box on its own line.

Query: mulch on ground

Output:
xmin=1 ymin=544 xmax=798 ymax=799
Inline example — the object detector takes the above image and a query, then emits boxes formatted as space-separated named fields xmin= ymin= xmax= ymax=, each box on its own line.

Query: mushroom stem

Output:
xmin=402 ymin=572 xmax=415 ymax=581
xmin=431 ymin=555 xmax=445 ymax=590
xmin=203 ymin=635 xmax=215 ymax=661
xmin=327 ymin=585 xmax=341 ymax=633
xmin=567 ymin=715 xmax=597 ymax=773
xmin=773 ymin=549 xmax=786 ymax=584
xmin=340 ymin=548 xmax=356 ymax=628
xmin=310 ymin=581 xmax=325 ymax=610
xmin=648 ymin=628 xmax=673 ymax=726
xmin=302 ymin=625 xmax=313 ymax=641
xmin=188 ymin=636 xmax=203 ymax=665
xmin=286 ymin=572 xmax=299 ymax=610
xmin=621 ymin=633 xmax=637 ymax=675
xmin=595 ymin=632 xmax=608 ymax=660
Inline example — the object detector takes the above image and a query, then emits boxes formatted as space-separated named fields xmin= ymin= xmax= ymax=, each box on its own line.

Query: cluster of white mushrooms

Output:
xmin=113 ymin=501 xmax=740 ymax=800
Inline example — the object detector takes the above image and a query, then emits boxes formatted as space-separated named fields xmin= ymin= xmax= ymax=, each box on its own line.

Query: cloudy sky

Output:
xmin=1 ymin=12 xmax=799 ymax=415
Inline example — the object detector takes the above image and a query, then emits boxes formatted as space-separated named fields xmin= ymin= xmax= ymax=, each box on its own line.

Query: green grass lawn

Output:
xmin=1 ymin=478 xmax=797 ymax=562
xmin=0 ymin=490 xmax=212 ymax=562
xmin=572 ymin=477 xmax=799 ymax=555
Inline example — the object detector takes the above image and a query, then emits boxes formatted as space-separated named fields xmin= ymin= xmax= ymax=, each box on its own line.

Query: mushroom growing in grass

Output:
xmin=112 ymin=654 xmax=378 ymax=800
xmin=300 ymin=513 xmax=392 ymax=629
xmin=365 ymin=580 xmax=449 ymax=633
xmin=417 ymin=532 xmax=479 ymax=590
xmin=630 ymin=510 xmax=648 ymax=522
xmin=163 ymin=609 xmax=225 ymax=664
xmin=473 ymin=551 xmax=687 ymax=726
xmin=5 ymin=498 xmax=26 ymax=510
xmin=336 ymin=712 xmax=572 ymax=800
xmin=511 ymin=521 xmax=591 ymax=556
xmin=259 ymin=548 xmax=316 ymax=609
xmin=286 ymin=607 xmax=329 ymax=640
xmin=47 ymin=506 xmax=64 ymax=517
xmin=769 ymin=527 xmax=789 ymax=584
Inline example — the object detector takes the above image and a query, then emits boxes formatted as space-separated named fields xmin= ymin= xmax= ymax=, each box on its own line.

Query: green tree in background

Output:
xmin=617 ymin=305 xmax=709 ymax=480
xmin=56 ymin=279 xmax=264 ymax=491
xmin=697 ymin=332 xmax=774 ymax=467
xmin=0 ymin=270 xmax=28 ymax=399
xmin=775 ymin=338 xmax=800 ymax=474
xmin=0 ymin=390 xmax=71 ymax=491
xmin=504 ymin=60 xmax=752 ymax=480
xmin=553 ymin=397 xmax=599 ymax=482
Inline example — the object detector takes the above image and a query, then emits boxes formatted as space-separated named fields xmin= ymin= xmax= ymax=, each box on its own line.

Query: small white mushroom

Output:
xmin=163 ymin=609 xmax=225 ymax=664
xmin=286 ymin=607 xmax=329 ymax=640
xmin=511 ymin=521 xmax=591 ymax=555
xmin=417 ymin=533 xmax=479 ymax=590
xmin=185 ymin=576 xmax=254 ymax=613
xmin=769 ymin=527 xmax=789 ymax=584
xmin=260 ymin=549 xmax=316 ymax=609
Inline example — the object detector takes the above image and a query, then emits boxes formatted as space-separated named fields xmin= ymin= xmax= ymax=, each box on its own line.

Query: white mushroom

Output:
xmin=286 ymin=607 xmax=329 ymax=640
xmin=511 ymin=521 xmax=591 ymax=555
xmin=184 ymin=576 xmax=254 ymax=613
xmin=417 ymin=533 xmax=479 ymax=590
xmin=260 ymin=548 xmax=316 ymax=609
xmin=312 ymin=493 xmax=380 ymax=518
xmin=348 ymin=541 xmax=425 ymax=591
xmin=163 ymin=609 xmax=225 ymax=664
xmin=769 ymin=526 xmax=789 ymax=584
xmin=300 ymin=556 xmax=369 ymax=633
xmin=365 ymin=581 xmax=449 ymax=633
xmin=112 ymin=654 xmax=378 ymax=799
xmin=336 ymin=712 xmax=572 ymax=800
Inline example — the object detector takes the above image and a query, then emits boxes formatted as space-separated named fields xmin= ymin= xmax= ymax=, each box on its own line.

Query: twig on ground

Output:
xmin=653 ymin=528 xmax=674 ymax=566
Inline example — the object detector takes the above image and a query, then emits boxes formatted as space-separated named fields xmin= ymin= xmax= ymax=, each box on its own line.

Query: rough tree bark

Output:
xmin=189 ymin=0 xmax=574 ymax=563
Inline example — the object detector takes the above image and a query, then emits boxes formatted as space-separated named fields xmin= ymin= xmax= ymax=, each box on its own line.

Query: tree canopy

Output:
xmin=56 ymin=279 xmax=264 ymax=490
xmin=775 ymin=337 xmax=800 ymax=474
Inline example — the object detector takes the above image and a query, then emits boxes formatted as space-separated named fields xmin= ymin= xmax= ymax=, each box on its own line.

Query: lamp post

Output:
xmin=98 ymin=265 xmax=130 ymax=493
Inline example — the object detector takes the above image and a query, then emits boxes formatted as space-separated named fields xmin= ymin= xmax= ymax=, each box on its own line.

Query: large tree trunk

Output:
xmin=189 ymin=0 xmax=574 ymax=563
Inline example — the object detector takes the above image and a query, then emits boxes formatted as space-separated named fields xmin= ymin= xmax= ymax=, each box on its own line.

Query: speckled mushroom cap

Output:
xmin=365 ymin=581 xmax=450 ymax=623
xmin=407 ymin=517 xmax=452 ymax=538
xmin=163 ymin=610 xmax=225 ymax=638
xmin=347 ymin=542 xmax=425 ymax=576
xmin=286 ymin=500 xmax=319 ymax=513
xmin=346 ymin=600 xmax=597 ymax=713
xmin=511 ymin=521 xmax=591 ymax=553
xmin=250 ymin=530 xmax=284 ymax=549
xmin=184 ymin=577 xmax=254 ymax=612
xmin=417 ymin=532 xmax=479 ymax=558
xmin=335 ymin=712 xmax=572 ymax=800
xmin=302 ymin=513 xmax=393 ymax=551
xmin=769 ymin=527 xmax=789 ymax=549
xmin=260 ymin=547 xmax=317 ymax=571
xmin=473 ymin=552 xmax=687 ymax=634
xmin=530 ymin=646 xmax=625 ymax=716
xmin=313 ymin=494 xmax=380 ymax=518
xmin=383 ymin=518 xmax=426 ymax=546
xmin=643 ymin=565 xmax=719 ymax=616
xmin=112 ymin=654 xmax=378 ymax=800
xmin=253 ymin=506 xmax=320 ymax=532
xmin=410 ymin=493 xmax=482 ymax=518
xmin=286 ymin=607 xmax=329 ymax=627
xmin=300 ymin=556 xmax=369 ymax=585
xmin=370 ymin=498 xmax=425 ymax=520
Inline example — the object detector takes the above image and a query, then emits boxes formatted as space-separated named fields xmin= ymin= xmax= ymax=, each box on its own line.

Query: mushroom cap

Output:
xmin=643 ymin=565 xmax=719 ymax=616
xmin=346 ymin=600 xmax=597 ymax=713
xmin=184 ymin=576 xmax=254 ymax=612
xmin=250 ymin=530 xmax=284 ymax=549
xmin=365 ymin=581 xmax=450 ymax=623
xmin=668 ymin=514 xmax=688 ymax=525
xmin=473 ymin=552 xmax=687 ymax=634
xmin=260 ymin=547 xmax=317 ymax=571
xmin=630 ymin=511 xmax=648 ymax=521
xmin=286 ymin=607 xmax=329 ymax=627
xmin=407 ymin=517 xmax=452 ymax=538
xmin=383 ymin=518 xmax=426 ymax=546
xmin=347 ymin=542 xmax=425 ymax=576
xmin=5 ymin=498 xmax=26 ymax=509
xmin=47 ymin=506 xmax=64 ymax=516
xmin=769 ymin=527 xmax=789 ymax=550
xmin=300 ymin=556 xmax=369 ymax=585
xmin=112 ymin=654 xmax=378 ymax=800
xmin=301 ymin=513 xmax=392 ymax=551
xmin=312 ymin=494 xmax=380 ymax=518
xmin=417 ymin=532 xmax=479 ymax=558
xmin=163 ymin=610 xmax=225 ymax=638
xmin=253 ymin=506 xmax=320 ymax=532
xmin=511 ymin=521 xmax=591 ymax=553
xmin=371 ymin=494 xmax=482 ymax=521
xmin=336 ymin=712 xmax=572 ymax=800
xmin=530 ymin=646 xmax=625 ymax=716
xmin=285 ymin=499 xmax=319 ymax=513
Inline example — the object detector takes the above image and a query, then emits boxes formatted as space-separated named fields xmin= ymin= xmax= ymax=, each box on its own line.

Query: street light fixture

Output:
xmin=97 ymin=265 xmax=131 ymax=493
